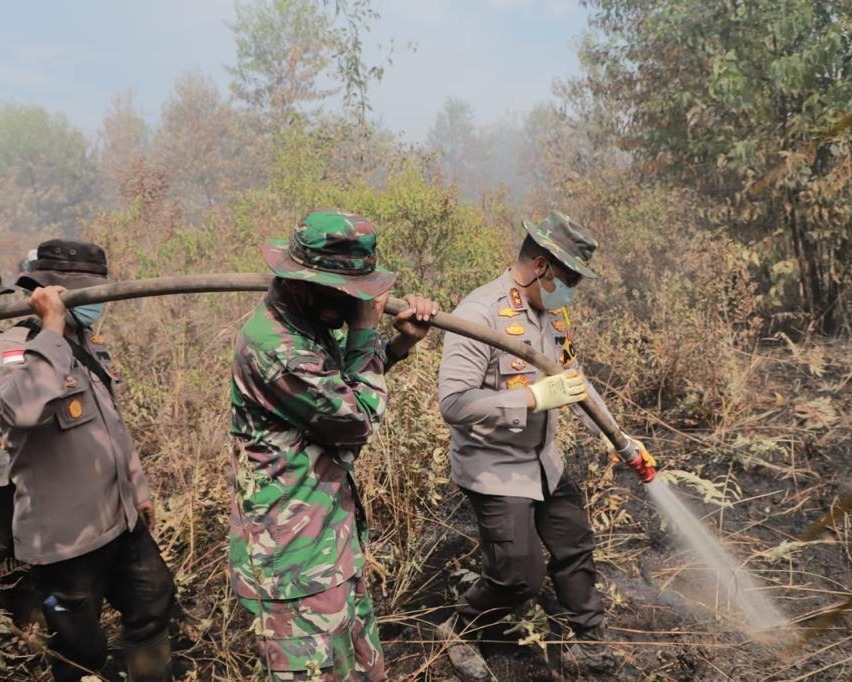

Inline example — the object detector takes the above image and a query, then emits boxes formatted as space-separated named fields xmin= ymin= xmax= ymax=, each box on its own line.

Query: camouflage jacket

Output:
xmin=229 ymin=288 xmax=391 ymax=601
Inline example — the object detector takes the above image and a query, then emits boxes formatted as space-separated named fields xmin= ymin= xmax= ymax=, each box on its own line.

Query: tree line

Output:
xmin=1 ymin=0 xmax=850 ymax=335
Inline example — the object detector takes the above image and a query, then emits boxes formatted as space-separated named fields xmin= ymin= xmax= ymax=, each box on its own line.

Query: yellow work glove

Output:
xmin=529 ymin=369 xmax=588 ymax=412
xmin=600 ymin=432 xmax=658 ymax=468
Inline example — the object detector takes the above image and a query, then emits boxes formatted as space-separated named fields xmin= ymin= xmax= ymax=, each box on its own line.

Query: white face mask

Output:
xmin=537 ymin=263 xmax=578 ymax=309
xmin=67 ymin=303 xmax=105 ymax=328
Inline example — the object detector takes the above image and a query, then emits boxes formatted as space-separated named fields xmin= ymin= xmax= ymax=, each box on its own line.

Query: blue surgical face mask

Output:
xmin=67 ymin=303 xmax=105 ymax=329
xmin=538 ymin=265 xmax=577 ymax=309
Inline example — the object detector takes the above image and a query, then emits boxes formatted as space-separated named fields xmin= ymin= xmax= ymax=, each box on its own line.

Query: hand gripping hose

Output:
xmin=0 ymin=273 xmax=656 ymax=482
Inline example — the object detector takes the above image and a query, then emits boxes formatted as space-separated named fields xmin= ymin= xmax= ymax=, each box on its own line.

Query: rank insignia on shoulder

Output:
xmin=505 ymin=324 xmax=525 ymax=336
xmin=2 ymin=349 xmax=25 ymax=366
xmin=510 ymin=358 xmax=527 ymax=370
xmin=498 ymin=307 xmax=520 ymax=318
xmin=508 ymin=288 xmax=524 ymax=310
xmin=67 ymin=399 xmax=83 ymax=419
xmin=551 ymin=319 xmax=567 ymax=332
xmin=64 ymin=375 xmax=78 ymax=389
xmin=506 ymin=374 xmax=531 ymax=389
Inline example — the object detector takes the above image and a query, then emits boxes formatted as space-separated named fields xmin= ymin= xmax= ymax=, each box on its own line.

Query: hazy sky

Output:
xmin=0 ymin=0 xmax=590 ymax=141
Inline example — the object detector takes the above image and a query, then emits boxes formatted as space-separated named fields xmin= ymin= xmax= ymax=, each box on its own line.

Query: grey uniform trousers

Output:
xmin=456 ymin=471 xmax=604 ymax=633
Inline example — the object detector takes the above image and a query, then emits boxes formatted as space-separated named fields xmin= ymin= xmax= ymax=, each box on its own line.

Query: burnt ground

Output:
xmin=6 ymin=441 xmax=848 ymax=682
xmin=378 ymin=437 xmax=852 ymax=682
xmin=2 ymin=342 xmax=851 ymax=681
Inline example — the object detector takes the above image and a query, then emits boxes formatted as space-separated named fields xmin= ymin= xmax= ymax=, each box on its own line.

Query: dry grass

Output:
xmin=4 ymin=272 xmax=851 ymax=679
xmin=3 ymin=170 xmax=851 ymax=678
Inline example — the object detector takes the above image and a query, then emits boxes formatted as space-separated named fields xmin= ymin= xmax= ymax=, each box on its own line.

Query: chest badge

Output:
xmin=506 ymin=374 xmax=531 ymax=390
xmin=505 ymin=324 xmax=525 ymax=336
xmin=498 ymin=307 xmax=520 ymax=318
xmin=508 ymin=288 xmax=524 ymax=310
xmin=551 ymin=319 xmax=567 ymax=332
xmin=64 ymin=375 xmax=78 ymax=389
xmin=510 ymin=358 xmax=527 ymax=371
xmin=67 ymin=398 xmax=84 ymax=419
xmin=562 ymin=340 xmax=577 ymax=364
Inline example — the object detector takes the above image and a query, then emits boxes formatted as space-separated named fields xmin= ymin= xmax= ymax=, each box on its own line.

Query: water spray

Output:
xmin=0 ymin=273 xmax=793 ymax=641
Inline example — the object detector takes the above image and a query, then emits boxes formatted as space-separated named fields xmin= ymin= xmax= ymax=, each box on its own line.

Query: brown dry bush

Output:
xmin=9 ymin=156 xmax=850 ymax=679
xmin=39 ymin=159 xmax=506 ymax=679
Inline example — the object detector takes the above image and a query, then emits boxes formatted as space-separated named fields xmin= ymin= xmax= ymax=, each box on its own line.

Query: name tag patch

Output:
xmin=506 ymin=375 xmax=531 ymax=389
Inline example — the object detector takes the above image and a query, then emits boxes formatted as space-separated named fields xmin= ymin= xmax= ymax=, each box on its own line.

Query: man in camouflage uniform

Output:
xmin=437 ymin=211 xmax=652 ymax=679
xmin=229 ymin=209 xmax=438 ymax=680
xmin=0 ymin=240 xmax=175 ymax=681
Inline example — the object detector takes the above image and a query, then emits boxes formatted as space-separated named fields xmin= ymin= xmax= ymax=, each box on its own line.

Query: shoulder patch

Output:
xmin=2 ymin=349 xmax=25 ymax=366
xmin=508 ymin=288 xmax=524 ymax=310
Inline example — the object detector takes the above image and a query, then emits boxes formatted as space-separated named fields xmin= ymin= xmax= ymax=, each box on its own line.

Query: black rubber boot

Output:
xmin=122 ymin=629 xmax=173 ymax=682
xmin=561 ymin=623 xmax=620 ymax=675
xmin=435 ymin=614 xmax=493 ymax=682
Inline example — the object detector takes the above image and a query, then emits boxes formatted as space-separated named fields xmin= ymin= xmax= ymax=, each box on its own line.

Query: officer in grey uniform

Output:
xmin=437 ymin=211 xmax=648 ymax=679
xmin=0 ymin=278 xmax=43 ymax=627
xmin=0 ymin=240 xmax=174 ymax=681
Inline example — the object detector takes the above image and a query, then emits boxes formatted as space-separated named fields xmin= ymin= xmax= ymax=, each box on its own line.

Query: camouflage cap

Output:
xmin=16 ymin=239 xmax=110 ymax=291
xmin=522 ymin=210 xmax=599 ymax=279
xmin=262 ymin=209 xmax=397 ymax=300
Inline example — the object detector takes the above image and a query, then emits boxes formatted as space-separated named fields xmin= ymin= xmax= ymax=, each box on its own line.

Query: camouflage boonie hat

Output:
xmin=16 ymin=239 xmax=110 ymax=291
xmin=262 ymin=209 xmax=397 ymax=300
xmin=522 ymin=210 xmax=599 ymax=279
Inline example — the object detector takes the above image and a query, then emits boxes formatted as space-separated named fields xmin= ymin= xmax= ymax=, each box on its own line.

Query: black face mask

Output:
xmin=311 ymin=287 xmax=357 ymax=329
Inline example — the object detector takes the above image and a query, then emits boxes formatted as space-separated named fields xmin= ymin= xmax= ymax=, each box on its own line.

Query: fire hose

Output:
xmin=0 ymin=273 xmax=656 ymax=482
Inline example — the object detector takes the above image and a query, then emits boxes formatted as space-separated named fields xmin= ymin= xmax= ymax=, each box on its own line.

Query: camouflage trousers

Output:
xmin=239 ymin=574 xmax=386 ymax=681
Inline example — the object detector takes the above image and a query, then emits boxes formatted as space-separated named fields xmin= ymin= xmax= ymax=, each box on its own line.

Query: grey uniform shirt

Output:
xmin=439 ymin=270 xmax=569 ymax=500
xmin=0 ymin=322 xmax=150 ymax=565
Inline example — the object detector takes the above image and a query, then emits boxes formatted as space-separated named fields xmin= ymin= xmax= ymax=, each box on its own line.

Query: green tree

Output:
xmin=228 ymin=0 xmax=336 ymax=125
xmin=579 ymin=0 xmax=852 ymax=333
xmin=0 ymin=103 xmax=94 ymax=237
xmin=228 ymin=0 xmax=386 ymax=128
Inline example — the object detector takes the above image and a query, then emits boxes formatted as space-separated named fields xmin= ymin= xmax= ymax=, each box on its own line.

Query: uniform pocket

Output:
xmin=497 ymin=353 xmax=539 ymax=390
xmin=53 ymin=388 xmax=96 ymax=430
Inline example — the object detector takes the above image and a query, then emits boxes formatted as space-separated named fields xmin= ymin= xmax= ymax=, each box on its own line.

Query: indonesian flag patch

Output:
xmin=2 ymin=349 xmax=25 ymax=366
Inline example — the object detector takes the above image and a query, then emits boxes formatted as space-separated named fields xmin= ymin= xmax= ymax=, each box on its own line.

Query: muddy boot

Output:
xmin=561 ymin=623 xmax=619 ymax=675
xmin=122 ymin=629 xmax=173 ymax=682
xmin=435 ymin=614 xmax=492 ymax=682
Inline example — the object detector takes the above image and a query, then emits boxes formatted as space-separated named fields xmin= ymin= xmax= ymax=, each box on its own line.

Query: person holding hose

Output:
xmin=229 ymin=209 xmax=438 ymax=680
xmin=437 ymin=211 xmax=650 ymax=679
xmin=0 ymin=272 xmax=43 ymax=629
xmin=0 ymin=239 xmax=175 ymax=681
